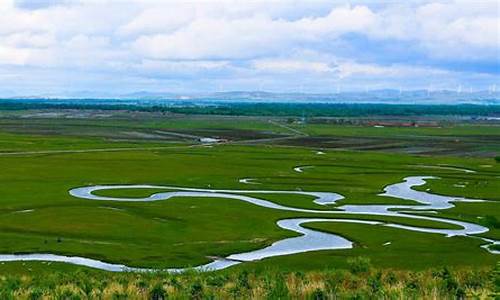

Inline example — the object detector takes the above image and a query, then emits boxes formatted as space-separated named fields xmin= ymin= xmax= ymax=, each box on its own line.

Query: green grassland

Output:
xmin=2 ymin=110 xmax=500 ymax=157
xmin=0 ymin=113 xmax=498 ymax=275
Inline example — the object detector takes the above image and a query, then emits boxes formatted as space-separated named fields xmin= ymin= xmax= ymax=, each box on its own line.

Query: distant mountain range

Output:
xmin=2 ymin=90 xmax=500 ymax=105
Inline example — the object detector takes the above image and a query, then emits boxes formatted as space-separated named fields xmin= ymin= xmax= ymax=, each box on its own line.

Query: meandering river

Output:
xmin=0 ymin=171 xmax=497 ymax=272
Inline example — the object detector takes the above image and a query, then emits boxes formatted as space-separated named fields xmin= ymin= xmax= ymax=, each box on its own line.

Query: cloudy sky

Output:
xmin=0 ymin=0 xmax=498 ymax=96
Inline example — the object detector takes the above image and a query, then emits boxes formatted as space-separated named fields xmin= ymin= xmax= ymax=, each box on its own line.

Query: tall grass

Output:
xmin=0 ymin=259 xmax=498 ymax=299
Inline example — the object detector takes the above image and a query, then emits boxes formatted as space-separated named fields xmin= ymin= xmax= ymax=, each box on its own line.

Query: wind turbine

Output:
xmin=427 ymin=85 xmax=433 ymax=96
xmin=486 ymin=84 xmax=496 ymax=95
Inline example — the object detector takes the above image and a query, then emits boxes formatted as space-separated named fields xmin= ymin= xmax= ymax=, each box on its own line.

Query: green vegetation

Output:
xmin=297 ymin=222 xmax=494 ymax=270
xmin=2 ymin=100 xmax=500 ymax=117
xmin=2 ymin=106 xmax=500 ymax=156
xmin=0 ymin=264 xmax=497 ymax=299
xmin=0 ymin=110 xmax=498 ymax=279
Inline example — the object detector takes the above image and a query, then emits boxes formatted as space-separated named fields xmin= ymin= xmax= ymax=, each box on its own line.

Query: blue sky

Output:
xmin=0 ymin=0 xmax=498 ymax=96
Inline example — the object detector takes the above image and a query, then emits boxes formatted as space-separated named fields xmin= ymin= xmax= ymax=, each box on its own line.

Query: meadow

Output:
xmin=0 ymin=109 xmax=498 ymax=297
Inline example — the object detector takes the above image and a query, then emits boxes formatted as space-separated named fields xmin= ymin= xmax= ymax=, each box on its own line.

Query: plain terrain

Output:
xmin=0 ymin=108 xmax=498 ymax=275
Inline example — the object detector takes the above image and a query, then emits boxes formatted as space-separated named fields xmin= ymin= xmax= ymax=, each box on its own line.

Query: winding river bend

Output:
xmin=1 ymin=172 xmax=498 ymax=272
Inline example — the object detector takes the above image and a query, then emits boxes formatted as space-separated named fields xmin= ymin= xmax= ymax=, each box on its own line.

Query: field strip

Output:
xmin=0 ymin=134 xmax=314 ymax=156
xmin=154 ymin=130 xmax=206 ymax=140
xmin=231 ymin=135 xmax=303 ymax=144
xmin=0 ymin=145 xmax=201 ymax=156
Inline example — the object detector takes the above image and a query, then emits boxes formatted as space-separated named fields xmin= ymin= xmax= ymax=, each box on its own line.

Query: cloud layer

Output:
xmin=0 ymin=0 xmax=498 ymax=96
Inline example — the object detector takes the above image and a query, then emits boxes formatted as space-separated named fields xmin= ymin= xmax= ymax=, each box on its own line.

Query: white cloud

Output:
xmin=132 ymin=5 xmax=376 ymax=60
xmin=333 ymin=61 xmax=450 ymax=79
xmin=0 ymin=45 xmax=30 ymax=65
xmin=0 ymin=32 xmax=55 ymax=48
xmin=368 ymin=1 xmax=500 ymax=59
xmin=135 ymin=59 xmax=232 ymax=76
xmin=252 ymin=59 xmax=333 ymax=73
xmin=132 ymin=16 xmax=289 ymax=60
xmin=118 ymin=4 xmax=195 ymax=36
xmin=0 ymin=0 xmax=497 ymax=94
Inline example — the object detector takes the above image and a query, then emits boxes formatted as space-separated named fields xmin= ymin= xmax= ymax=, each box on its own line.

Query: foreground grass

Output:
xmin=0 ymin=261 xmax=498 ymax=299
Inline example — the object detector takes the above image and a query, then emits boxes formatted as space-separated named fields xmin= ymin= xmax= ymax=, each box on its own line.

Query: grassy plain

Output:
xmin=0 ymin=111 xmax=498 ymax=275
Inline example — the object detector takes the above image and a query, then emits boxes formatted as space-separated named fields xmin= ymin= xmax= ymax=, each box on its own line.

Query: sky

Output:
xmin=0 ymin=0 xmax=499 ymax=96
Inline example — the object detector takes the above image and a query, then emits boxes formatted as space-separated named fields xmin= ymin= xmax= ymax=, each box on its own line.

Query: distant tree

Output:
xmin=495 ymin=156 xmax=500 ymax=163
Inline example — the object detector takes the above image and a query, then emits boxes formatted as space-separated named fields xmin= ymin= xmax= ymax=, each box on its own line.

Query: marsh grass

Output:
xmin=1 ymin=260 xmax=498 ymax=299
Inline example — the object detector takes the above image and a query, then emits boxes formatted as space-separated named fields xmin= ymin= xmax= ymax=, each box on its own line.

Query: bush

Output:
xmin=495 ymin=156 xmax=500 ymax=163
